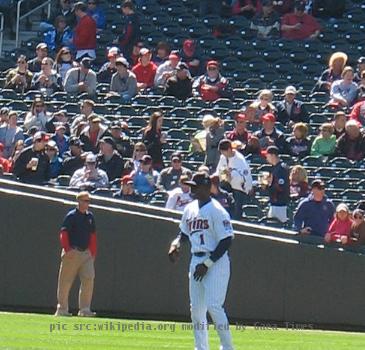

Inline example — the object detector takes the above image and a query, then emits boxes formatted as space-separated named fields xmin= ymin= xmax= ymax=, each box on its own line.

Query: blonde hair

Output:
xmin=289 ymin=165 xmax=308 ymax=183
xmin=132 ymin=142 xmax=146 ymax=160
xmin=293 ymin=122 xmax=308 ymax=138
xmin=258 ymin=89 xmax=273 ymax=101
xmin=341 ymin=66 xmax=354 ymax=78
xmin=328 ymin=52 xmax=348 ymax=69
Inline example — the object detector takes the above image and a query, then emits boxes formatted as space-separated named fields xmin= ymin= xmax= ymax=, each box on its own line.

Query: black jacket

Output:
xmin=97 ymin=152 xmax=124 ymax=181
xmin=164 ymin=76 xmax=193 ymax=100
xmin=276 ymin=99 xmax=308 ymax=125
xmin=60 ymin=154 xmax=84 ymax=176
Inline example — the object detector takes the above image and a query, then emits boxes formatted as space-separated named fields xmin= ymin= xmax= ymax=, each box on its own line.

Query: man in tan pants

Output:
xmin=55 ymin=191 xmax=97 ymax=317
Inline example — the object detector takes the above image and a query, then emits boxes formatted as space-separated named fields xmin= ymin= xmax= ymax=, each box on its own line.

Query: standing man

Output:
xmin=263 ymin=146 xmax=290 ymax=223
xmin=168 ymin=172 xmax=234 ymax=350
xmin=55 ymin=191 xmax=97 ymax=317
xmin=215 ymin=139 xmax=253 ymax=220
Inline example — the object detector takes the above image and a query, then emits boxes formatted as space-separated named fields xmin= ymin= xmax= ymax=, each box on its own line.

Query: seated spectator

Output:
xmin=64 ymin=57 xmax=97 ymax=97
xmin=324 ymin=203 xmax=352 ymax=244
xmin=262 ymin=146 xmax=290 ymax=223
xmin=312 ymin=0 xmax=345 ymax=19
xmin=54 ymin=47 xmax=78 ymax=82
xmin=289 ymin=164 xmax=309 ymax=199
xmin=45 ymin=140 xmax=63 ymax=178
xmin=87 ymin=0 xmax=106 ymax=31
xmin=132 ymin=48 xmax=157 ymax=91
xmin=154 ymin=51 xmax=180 ymax=88
xmin=354 ymin=57 xmax=365 ymax=84
xmin=13 ymin=131 xmax=51 ymax=184
xmin=215 ymin=139 xmax=253 ymax=220
xmin=5 ymin=55 xmax=33 ymax=93
xmin=124 ymin=142 xmax=147 ymax=174
xmin=97 ymin=47 xmax=120 ymax=84
xmin=254 ymin=113 xmax=286 ymax=152
xmin=70 ymin=152 xmax=109 ymax=189
xmin=0 ymin=111 xmax=24 ymax=159
xmin=46 ymin=110 xmax=71 ymax=135
xmin=0 ymin=143 xmax=12 ymax=173
xmin=294 ymin=179 xmax=335 ymax=237
xmin=70 ymin=99 xmax=95 ymax=136
xmin=281 ymin=0 xmax=321 ymax=40
xmin=276 ymin=85 xmax=308 ymax=126
xmin=10 ymin=140 xmax=25 ymax=164
xmin=44 ymin=16 xmax=73 ymax=53
xmin=205 ymin=116 xmax=225 ymax=171
xmin=336 ymin=120 xmax=365 ymax=161
xmin=165 ymin=174 xmax=193 ymax=211
xmin=226 ymin=113 xmax=251 ymax=147
xmin=273 ymin=0 xmax=293 ymax=15
xmin=250 ymin=0 xmax=280 ymax=40
xmin=349 ymin=209 xmax=365 ymax=246
xmin=179 ymin=39 xmax=202 ymax=77
xmin=210 ymin=174 xmax=235 ymax=217
xmin=109 ymin=121 xmax=134 ymax=158
xmin=27 ymin=43 xmax=48 ymax=73
xmin=153 ymin=41 xmax=171 ymax=66
xmin=60 ymin=137 xmax=85 ymax=176
xmin=118 ymin=0 xmax=140 ymax=61
xmin=79 ymin=114 xmax=109 ymax=153
xmin=158 ymin=152 xmax=192 ymax=191
xmin=109 ymin=57 xmax=137 ymax=102
xmin=312 ymin=52 xmax=347 ymax=93
xmin=246 ymin=89 xmax=276 ymax=123
xmin=193 ymin=60 xmax=232 ymax=102
xmin=164 ymin=62 xmax=193 ymax=100
xmin=232 ymin=0 xmax=262 ymax=18
xmin=333 ymin=111 xmax=346 ymax=139
xmin=330 ymin=66 xmax=358 ymax=108
xmin=113 ymin=175 xmax=143 ymax=202
xmin=31 ymin=57 xmax=62 ymax=96
xmin=131 ymin=154 xmax=159 ymax=195
xmin=286 ymin=122 xmax=311 ymax=157
xmin=97 ymin=137 xmax=124 ymax=181
xmin=24 ymin=97 xmax=51 ymax=132
xmin=142 ymin=111 xmax=166 ymax=171
xmin=310 ymin=122 xmax=336 ymax=156
xmin=51 ymin=124 xmax=69 ymax=157
xmin=73 ymin=1 xmax=96 ymax=60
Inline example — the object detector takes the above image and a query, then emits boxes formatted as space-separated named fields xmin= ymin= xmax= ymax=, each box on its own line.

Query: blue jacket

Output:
xmin=87 ymin=7 xmax=106 ymax=30
xmin=44 ymin=26 xmax=73 ymax=51
xmin=294 ymin=194 xmax=335 ymax=237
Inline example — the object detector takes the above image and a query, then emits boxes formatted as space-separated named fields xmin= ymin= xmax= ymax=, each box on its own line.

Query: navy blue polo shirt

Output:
xmin=61 ymin=208 xmax=96 ymax=250
xmin=268 ymin=161 xmax=290 ymax=206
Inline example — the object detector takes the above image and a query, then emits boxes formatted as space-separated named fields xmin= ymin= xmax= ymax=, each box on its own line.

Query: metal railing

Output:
xmin=15 ymin=0 xmax=51 ymax=48
xmin=0 ymin=13 xmax=4 ymax=57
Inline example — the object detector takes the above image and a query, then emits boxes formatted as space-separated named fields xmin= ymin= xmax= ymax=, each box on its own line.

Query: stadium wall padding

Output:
xmin=1 ymin=188 xmax=365 ymax=329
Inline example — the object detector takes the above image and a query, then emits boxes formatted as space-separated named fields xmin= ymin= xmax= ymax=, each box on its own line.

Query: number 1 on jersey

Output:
xmin=200 ymin=234 xmax=205 ymax=245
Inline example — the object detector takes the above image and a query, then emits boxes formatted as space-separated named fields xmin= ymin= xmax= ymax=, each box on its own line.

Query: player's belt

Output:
xmin=193 ymin=252 xmax=209 ymax=257
xmin=71 ymin=246 xmax=87 ymax=252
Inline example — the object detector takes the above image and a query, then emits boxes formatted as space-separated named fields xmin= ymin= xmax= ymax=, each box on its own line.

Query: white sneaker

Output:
xmin=54 ymin=309 xmax=72 ymax=317
xmin=78 ymin=309 xmax=96 ymax=317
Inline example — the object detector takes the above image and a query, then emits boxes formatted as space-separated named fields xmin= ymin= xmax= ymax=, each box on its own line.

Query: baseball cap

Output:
xmin=179 ymin=174 xmax=191 ymax=184
xmin=110 ymin=121 xmax=121 ymax=129
xmin=346 ymin=119 xmax=359 ymax=128
xmin=284 ymin=86 xmax=297 ymax=95
xmin=185 ymin=172 xmax=211 ymax=187
xmin=358 ymin=57 xmax=365 ymax=64
xmin=235 ymin=113 xmax=247 ymax=122
xmin=69 ymin=137 xmax=83 ymax=147
xmin=121 ymin=175 xmax=134 ymax=185
xmin=99 ymin=136 xmax=116 ymax=149
xmin=176 ymin=62 xmax=189 ymax=71
xmin=36 ymin=43 xmax=48 ymax=50
xmin=47 ymin=140 xmax=57 ymax=149
xmin=115 ymin=56 xmax=129 ymax=68
xmin=107 ymin=47 xmax=120 ymax=58
xmin=85 ymin=153 xmax=97 ymax=163
xmin=294 ymin=0 xmax=306 ymax=11
xmin=218 ymin=139 xmax=232 ymax=151
xmin=171 ymin=152 xmax=182 ymax=161
xmin=140 ymin=154 xmax=152 ymax=164
xmin=0 ymin=107 xmax=9 ymax=115
xmin=311 ymin=179 xmax=325 ymax=190
xmin=139 ymin=48 xmax=150 ymax=56
xmin=33 ymin=131 xmax=49 ymax=142
xmin=89 ymin=114 xmax=102 ymax=123
xmin=336 ymin=203 xmax=349 ymax=213
xmin=207 ymin=60 xmax=219 ymax=68
xmin=266 ymin=145 xmax=279 ymax=155
xmin=183 ymin=39 xmax=195 ymax=54
xmin=261 ymin=113 xmax=276 ymax=123
xmin=80 ymin=57 xmax=93 ymax=69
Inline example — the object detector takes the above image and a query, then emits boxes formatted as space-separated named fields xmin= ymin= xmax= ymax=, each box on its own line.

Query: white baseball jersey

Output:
xmin=180 ymin=198 xmax=234 ymax=254
xmin=165 ymin=188 xmax=193 ymax=212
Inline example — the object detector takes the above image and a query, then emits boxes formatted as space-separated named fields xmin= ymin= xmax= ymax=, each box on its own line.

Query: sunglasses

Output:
xmin=62 ymin=51 xmax=71 ymax=55
xmin=135 ymin=149 xmax=145 ymax=152
xmin=354 ymin=215 xmax=363 ymax=219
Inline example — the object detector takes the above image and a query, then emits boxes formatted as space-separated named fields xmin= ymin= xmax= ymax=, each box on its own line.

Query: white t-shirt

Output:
xmin=165 ymin=188 xmax=193 ymax=212
xmin=179 ymin=198 xmax=234 ymax=254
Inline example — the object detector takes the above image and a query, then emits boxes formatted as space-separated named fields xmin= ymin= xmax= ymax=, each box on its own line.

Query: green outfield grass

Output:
xmin=1 ymin=312 xmax=365 ymax=350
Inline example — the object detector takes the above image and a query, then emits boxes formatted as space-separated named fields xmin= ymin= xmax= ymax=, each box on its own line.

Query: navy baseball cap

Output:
xmin=266 ymin=145 xmax=279 ymax=155
xmin=185 ymin=172 xmax=211 ymax=187
xmin=69 ymin=137 xmax=83 ymax=147
xmin=99 ymin=136 xmax=116 ymax=149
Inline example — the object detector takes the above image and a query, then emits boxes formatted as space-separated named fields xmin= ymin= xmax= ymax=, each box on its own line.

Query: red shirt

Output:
xmin=132 ymin=62 xmax=157 ymax=88
xmin=327 ymin=218 xmax=353 ymax=242
xmin=281 ymin=13 xmax=321 ymax=40
xmin=74 ymin=15 xmax=97 ymax=50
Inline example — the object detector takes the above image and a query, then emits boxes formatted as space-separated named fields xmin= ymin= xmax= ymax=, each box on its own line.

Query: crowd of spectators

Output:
xmin=0 ymin=0 xmax=364 ymax=249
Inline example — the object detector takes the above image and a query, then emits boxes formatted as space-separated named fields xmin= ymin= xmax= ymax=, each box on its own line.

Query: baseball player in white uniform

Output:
xmin=168 ymin=172 xmax=234 ymax=350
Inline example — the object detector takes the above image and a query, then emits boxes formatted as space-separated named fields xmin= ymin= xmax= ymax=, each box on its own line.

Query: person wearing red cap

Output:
xmin=132 ymin=48 xmax=157 ymax=91
xmin=13 ymin=131 xmax=51 ymax=184
xmin=193 ymin=61 xmax=232 ymax=102
xmin=180 ymin=39 xmax=202 ymax=77
xmin=154 ymin=51 xmax=180 ymax=88
xmin=226 ymin=113 xmax=251 ymax=146
xmin=253 ymin=113 xmax=286 ymax=152
xmin=113 ymin=175 xmax=142 ymax=202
